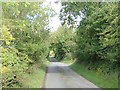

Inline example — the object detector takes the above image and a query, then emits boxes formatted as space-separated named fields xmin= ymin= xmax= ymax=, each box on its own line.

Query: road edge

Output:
xmin=41 ymin=66 xmax=48 ymax=88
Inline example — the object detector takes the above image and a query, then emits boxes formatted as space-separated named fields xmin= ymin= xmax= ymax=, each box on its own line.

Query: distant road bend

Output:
xmin=44 ymin=59 xmax=101 ymax=89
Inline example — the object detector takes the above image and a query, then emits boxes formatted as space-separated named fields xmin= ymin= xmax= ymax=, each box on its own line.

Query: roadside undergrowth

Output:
xmin=16 ymin=60 xmax=49 ymax=88
xmin=70 ymin=62 xmax=118 ymax=89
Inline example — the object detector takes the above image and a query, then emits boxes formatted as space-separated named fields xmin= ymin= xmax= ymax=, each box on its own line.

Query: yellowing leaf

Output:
xmin=1 ymin=25 xmax=15 ymax=45
xmin=0 ymin=66 xmax=10 ymax=73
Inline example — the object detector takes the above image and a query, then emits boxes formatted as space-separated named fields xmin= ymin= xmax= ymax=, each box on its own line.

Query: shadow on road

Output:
xmin=48 ymin=57 xmax=58 ymax=62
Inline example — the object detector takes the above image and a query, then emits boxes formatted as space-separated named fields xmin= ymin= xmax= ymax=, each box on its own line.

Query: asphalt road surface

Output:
xmin=44 ymin=62 xmax=101 ymax=89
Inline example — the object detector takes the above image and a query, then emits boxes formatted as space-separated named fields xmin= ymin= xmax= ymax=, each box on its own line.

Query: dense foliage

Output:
xmin=49 ymin=25 xmax=75 ymax=61
xmin=1 ymin=2 xmax=50 ymax=87
xmin=60 ymin=2 xmax=119 ymax=74
xmin=1 ymin=1 xmax=119 ymax=88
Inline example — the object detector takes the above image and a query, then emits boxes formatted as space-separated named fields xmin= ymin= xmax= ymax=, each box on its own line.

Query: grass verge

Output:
xmin=21 ymin=68 xmax=45 ymax=88
xmin=70 ymin=62 xmax=118 ymax=88
xmin=18 ymin=61 xmax=49 ymax=88
xmin=61 ymin=59 xmax=74 ymax=64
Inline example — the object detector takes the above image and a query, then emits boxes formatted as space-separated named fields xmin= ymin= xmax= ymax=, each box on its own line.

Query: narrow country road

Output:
xmin=44 ymin=60 xmax=101 ymax=89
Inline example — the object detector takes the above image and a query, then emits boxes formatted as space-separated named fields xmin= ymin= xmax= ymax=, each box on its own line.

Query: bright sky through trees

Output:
xmin=43 ymin=0 xmax=62 ymax=32
xmin=2 ymin=2 xmax=118 ymax=88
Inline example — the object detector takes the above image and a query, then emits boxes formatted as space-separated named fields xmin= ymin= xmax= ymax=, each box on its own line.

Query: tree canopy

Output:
xmin=60 ymin=2 xmax=119 ymax=73
xmin=1 ymin=2 xmax=119 ymax=88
